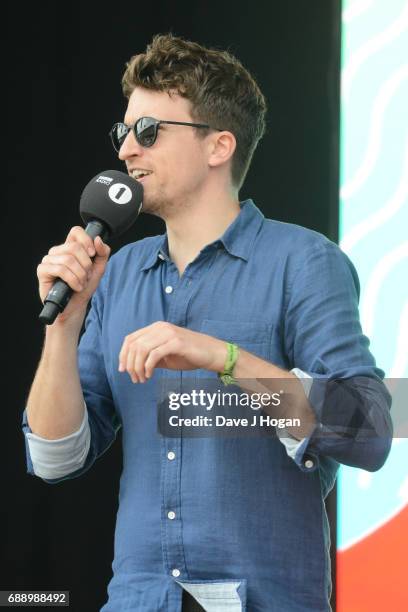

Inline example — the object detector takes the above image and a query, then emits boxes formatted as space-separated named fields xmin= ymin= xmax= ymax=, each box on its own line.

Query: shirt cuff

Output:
xmin=277 ymin=368 xmax=318 ymax=472
xmin=25 ymin=405 xmax=90 ymax=480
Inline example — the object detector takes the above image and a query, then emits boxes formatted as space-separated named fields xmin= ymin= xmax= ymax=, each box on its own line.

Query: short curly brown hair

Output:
xmin=122 ymin=34 xmax=267 ymax=189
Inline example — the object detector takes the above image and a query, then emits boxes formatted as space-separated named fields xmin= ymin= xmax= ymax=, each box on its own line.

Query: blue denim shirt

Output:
xmin=22 ymin=200 xmax=392 ymax=611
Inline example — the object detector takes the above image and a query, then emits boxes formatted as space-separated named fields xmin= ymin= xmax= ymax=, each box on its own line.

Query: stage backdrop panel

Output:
xmin=338 ymin=1 xmax=408 ymax=610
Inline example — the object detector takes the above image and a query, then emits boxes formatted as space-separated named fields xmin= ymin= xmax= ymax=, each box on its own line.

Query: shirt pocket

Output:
xmin=189 ymin=319 xmax=274 ymax=405
xmin=199 ymin=318 xmax=273 ymax=362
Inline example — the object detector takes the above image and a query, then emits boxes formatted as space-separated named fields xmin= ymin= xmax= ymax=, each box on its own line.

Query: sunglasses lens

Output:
xmin=111 ymin=123 xmax=129 ymax=151
xmin=136 ymin=118 xmax=157 ymax=147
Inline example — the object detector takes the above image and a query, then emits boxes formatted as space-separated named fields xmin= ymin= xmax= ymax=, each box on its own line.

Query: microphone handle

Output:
xmin=38 ymin=220 xmax=110 ymax=326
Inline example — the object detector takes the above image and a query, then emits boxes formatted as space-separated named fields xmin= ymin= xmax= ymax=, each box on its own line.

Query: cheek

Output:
xmin=154 ymin=141 xmax=207 ymax=192
xmin=177 ymin=148 xmax=207 ymax=182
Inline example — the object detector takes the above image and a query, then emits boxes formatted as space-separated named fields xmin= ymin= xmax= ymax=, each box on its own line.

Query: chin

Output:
xmin=141 ymin=194 xmax=167 ymax=218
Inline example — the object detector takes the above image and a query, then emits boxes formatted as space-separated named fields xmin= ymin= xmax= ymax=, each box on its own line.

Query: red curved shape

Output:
xmin=337 ymin=504 xmax=408 ymax=611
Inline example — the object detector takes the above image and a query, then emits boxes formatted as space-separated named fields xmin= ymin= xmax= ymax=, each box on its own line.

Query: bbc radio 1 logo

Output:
xmin=108 ymin=183 xmax=133 ymax=205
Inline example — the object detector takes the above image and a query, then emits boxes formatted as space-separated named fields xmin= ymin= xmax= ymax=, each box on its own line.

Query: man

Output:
xmin=22 ymin=34 xmax=392 ymax=611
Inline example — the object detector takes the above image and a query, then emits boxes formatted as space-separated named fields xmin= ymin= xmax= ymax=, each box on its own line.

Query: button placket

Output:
xmin=159 ymin=260 xmax=197 ymax=581
xmin=161 ymin=433 xmax=186 ymax=578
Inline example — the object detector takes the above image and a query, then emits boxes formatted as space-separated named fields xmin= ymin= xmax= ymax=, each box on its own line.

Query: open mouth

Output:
xmin=130 ymin=169 xmax=153 ymax=182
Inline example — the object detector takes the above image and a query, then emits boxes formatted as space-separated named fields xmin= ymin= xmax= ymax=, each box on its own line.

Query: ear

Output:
xmin=207 ymin=131 xmax=236 ymax=169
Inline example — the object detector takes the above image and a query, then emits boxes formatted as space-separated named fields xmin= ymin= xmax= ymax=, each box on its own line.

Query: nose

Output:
xmin=118 ymin=129 xmax=144 ymax=161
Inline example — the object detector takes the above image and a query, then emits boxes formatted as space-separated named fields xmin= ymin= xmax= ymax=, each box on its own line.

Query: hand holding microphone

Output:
xmin=38 ymin=170 xmax=143 ymax=325
xmin=38 ymin=229 xmax=111 ymax=324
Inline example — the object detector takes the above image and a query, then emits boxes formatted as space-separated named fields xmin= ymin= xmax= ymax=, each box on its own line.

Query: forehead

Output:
xmin=124 ymin=87 xmax=192 ymax=124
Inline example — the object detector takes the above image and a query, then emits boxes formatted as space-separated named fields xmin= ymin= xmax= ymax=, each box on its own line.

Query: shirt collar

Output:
xmin=218 ymin=199 xmax=264 ymax=260
xmin=139 ymin=199 xmax=264 ymax=271
xmin=139 ymin=234 xmax=168 ymax=271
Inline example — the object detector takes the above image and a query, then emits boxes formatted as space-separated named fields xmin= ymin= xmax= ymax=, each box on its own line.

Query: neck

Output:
xmin=163 ymin=186 xmax=241 ymax=275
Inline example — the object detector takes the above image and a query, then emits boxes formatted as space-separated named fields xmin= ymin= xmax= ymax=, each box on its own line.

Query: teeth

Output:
xmin=131 ymin=169 xmax=152 ymax=179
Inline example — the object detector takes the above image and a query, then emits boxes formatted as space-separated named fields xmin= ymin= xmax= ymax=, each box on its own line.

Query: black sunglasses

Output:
xmin=109 ymin=116 xmax=223 ymax=152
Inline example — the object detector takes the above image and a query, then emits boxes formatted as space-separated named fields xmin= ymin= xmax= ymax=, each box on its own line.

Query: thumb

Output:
xmin=92 ymin=236 xmax=111 ymax=274
xmin=94 ymin=235 xmax=111 ymax=260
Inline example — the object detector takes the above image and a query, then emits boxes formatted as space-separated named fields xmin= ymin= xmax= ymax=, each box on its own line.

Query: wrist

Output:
xmin=45 ymin=306 xmax=87 ymax=339
xmin=208 ymin=339 xmax=230 ymax=373
xmin=217 ymin=342 xmax=239 ymax=385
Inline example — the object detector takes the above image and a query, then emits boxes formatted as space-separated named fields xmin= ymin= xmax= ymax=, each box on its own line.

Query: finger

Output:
xmin=118 ymin=338 xmax=130 ymax=371
xmin=66 ymin=226 xmax=96 ymax=256
xmin=42 ymin=253 xmax=90 ymax=286
xmin=94 ymin=235 xmax=111 ymax=259
xmin=133 ymin=337 xmax=164 ymax=383
xmin=122 ymin=337 xmax=158 ymax=383
xmin=118 ymin=328 xmax=155 ymax=369
xmin=144 ymin=339 xmax=178 ymax=377
xmin=48 ymin=242 xmax=94 ymax=274
xmin=125 ymin=348 xmax=139 ymax=383
xmin=133 ymin=345 xmax=150 ymax=383
xmin=91 ymin=236 xmax=111 ymax=277
xmin=118 ymin=324 xmax=174 ymax=375
xmin=38 ymin=262 xmax=85 ymax=292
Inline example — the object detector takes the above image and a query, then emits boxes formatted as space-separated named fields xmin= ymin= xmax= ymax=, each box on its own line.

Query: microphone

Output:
xmin=39 ymin=170 xmax=143 ymax=325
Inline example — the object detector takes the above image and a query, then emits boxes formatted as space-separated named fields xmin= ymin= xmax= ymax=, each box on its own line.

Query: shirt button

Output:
xmin=304 ymin=458 xmax=314 ymax=469
xmin=167 ymin=451 xmax=176 ymax=460
xmin=165 ymin=285 xmax=173 ymax=294
xmin=172 ymin=568 xmax=181 ymax=578
xmin=167 ymin=511 xmax=176 ymax=520
xmin=158 ymin=253 xmax=165 ymax=260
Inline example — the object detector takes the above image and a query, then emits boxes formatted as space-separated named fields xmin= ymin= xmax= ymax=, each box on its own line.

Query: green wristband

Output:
xmin=218 ymin=342 xmax=239 ymax=386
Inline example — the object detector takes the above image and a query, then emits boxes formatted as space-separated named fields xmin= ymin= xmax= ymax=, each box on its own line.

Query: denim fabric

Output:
xmin=22 ymin=200 xmax=392 ymax=611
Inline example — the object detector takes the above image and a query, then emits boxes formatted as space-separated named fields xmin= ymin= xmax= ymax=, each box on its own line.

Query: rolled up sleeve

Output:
xmin=283 ymin=240 xmax=393 ymax=472
xmin=22 ymin=406 xmax=90 ymax=480
xmin=22 ymin=270 xmax=121 ymax=484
